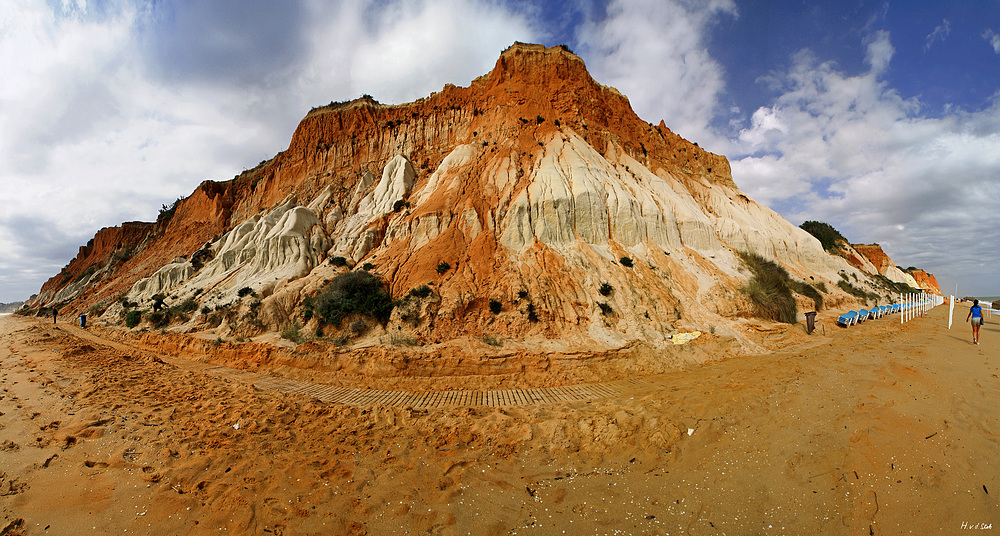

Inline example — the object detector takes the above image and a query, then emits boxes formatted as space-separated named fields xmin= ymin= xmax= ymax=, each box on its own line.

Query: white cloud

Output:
xmin=985 ymin=29 xmax=1000 ymax=55
xmin=575 ymin=0 xmax=737 ymax=146
xmin=924 ymin=19 xmax=950 ymax=51
xmin=865 ymin=31 xmax=894 ymax=75
xmin=4 ymin=0 xmax=999 ymax=302
xmin=730 ymin=32 xmax=1000 ymax=294
xmin=0 ymin=0 xmax=538 ymax=301
xmin=350 ymin=0 xmax=534 ymax=104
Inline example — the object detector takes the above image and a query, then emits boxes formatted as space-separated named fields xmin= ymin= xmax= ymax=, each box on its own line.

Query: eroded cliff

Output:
xmin=23 ymin=43 xmax=925 ymax=353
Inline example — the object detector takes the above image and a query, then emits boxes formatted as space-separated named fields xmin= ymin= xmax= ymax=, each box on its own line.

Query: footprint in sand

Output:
xmin=39 ymin=420 xmax=61 ymax=431
xmin=141 ymin=466 xmax=162 ymax=483
xmin=0 ymin=440 xmax=18 ymax=452
xmin=0 ymin=473 xmax=27 ymax=496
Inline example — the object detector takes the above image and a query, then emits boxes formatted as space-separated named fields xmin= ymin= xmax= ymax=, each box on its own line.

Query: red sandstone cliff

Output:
xmin=23 ymin=43 xmax=938 ymax=350
xmin=27 ymin=43 xmax=732 ymax=315
xmin=851 ymin=243 xmax=941 ymax=295
xmin=908 ymin=269 xmax=941 ymax=295
xmin=853 ymin=244 xmax=893 ymax=274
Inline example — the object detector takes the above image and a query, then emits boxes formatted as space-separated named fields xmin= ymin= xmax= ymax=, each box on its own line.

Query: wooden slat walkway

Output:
xmin=50 ymin=321 xmax=642 ymax=409
xmin=193 ymin=360 xmax=638 ymax=408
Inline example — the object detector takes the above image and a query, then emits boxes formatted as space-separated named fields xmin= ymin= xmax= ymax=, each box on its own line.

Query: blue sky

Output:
xmin=1 ymin=0 xmax=999 ymax=302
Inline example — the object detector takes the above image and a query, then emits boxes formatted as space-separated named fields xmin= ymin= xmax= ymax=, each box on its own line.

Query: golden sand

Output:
xmin=1 ymin=305 xmax=997 ymax=534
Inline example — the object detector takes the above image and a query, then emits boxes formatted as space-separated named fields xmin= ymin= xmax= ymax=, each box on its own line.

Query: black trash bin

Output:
xmin=805 ymin=311 xmax=816 ymax=334
xmin=79 ymin=314 xmax=87 ymax=328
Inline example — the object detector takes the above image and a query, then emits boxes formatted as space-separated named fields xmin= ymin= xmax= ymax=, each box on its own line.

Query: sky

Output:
xmin=1 ymin=0 xmax=999 ymax=302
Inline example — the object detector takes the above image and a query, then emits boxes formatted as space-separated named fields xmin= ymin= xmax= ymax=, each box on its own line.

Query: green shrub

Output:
xmin=789 ymin=281 xmax=824 ymax=311
xmin=799 ymin=221 xmax=847 ymax=252
xmin=408 ymin=285 xmax=432 ymax=299
xmin=329 ymin=256 xmax=348 ymax=267
xmin=738 ymin=251 xmax=797 ymax=324
xmin=437 ymin=261 xmax=451 ymax=274
xmin=157 ymin=197 xmax=184 ymax=224
xmin=281 ymin=323 xmax=303 ymax=343
xmin=620 ymin=256 xmax=634 ymax=267
xmin=148 ymin=311 xmax=170 ymax=328
xmin=598 ymin=302 xmax=614 ymax=315
xmin=125 ymin=310 xmax=141 ymax=328
xmin=488 ymin=300 xmax=502 ymax=314
xmin=349 ymin=319 xmax=368 ymax=336
xmin=174 ymin=298 xmax=198 ymax=314
xmin=237 ymin=287 xmax=255 ymax=298
xmin=517 ymin=289 xmax=529 ymax=299
xmin=599 ymin=282 xmax=613 ymax=296
xmin=111 ymin=246 xmax=134 ymax=264
xmin=872 ymin=273 xmax=919 ymax=295
xmin=837 ymin=280 xmax=878 ymax=302
xmin=200 ymin=306 xmax=211 ymax=315
xmin=74 ymin=264 xmax=98 ymax=283
xmin=302 ymin=296 xmax=314 ymax=321
xmin=362 ymin=262 xmax=375 ymax=271
xmin=312 ymin=271 xmax=394 ymax=326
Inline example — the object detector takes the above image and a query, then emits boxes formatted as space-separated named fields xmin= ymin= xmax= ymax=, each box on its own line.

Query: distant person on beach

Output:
xmin=52 ymin=309 xmax=57 ymax=324
xmin=152 ymin=297 xmax=165 ymax=312
xmin=966 ymin=299 xmax=983 ymax=345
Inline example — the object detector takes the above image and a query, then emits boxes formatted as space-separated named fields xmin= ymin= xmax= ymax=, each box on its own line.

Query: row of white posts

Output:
xmin=900 ymin=292 xmax=942 ymax=324
xmin=948 ymin=295 xmax=997 ymax=329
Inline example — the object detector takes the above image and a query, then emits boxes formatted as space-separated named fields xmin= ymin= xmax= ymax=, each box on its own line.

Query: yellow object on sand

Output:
xmin=671 ymin=331 xmax=701 ymax=345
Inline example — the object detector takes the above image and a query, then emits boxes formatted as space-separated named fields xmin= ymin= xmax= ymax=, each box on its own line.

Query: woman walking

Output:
xmin=966 ymin=299 xmax=984 ymax=344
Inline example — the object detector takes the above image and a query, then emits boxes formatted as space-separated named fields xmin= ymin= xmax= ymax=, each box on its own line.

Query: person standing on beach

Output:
xmin=966 ymin=299 xmax=984 ymax=344
xmin=52 ymin=308 xmax=57 ymax=324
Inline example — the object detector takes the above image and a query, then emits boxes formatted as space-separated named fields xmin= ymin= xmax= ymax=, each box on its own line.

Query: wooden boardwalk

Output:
xmin=52 ymin=321 xmax=645 ymax=409
xmin=199 ymin=364 xmax=645 ymax=408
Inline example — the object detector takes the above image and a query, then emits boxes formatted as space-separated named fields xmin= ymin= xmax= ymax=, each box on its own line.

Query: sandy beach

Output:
xmin=1 ymin=305 xmax=998 ymax=535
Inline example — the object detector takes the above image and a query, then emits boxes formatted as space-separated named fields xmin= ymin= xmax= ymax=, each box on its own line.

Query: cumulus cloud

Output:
xmin=731 ymin=32 xmax=1000 ymax=292
xmin=985 ymin=29 xmax=1000 ymax=55
xmin=924 ymin=19 xmax=950 ymax=51
xmin=575 ymin=0 xmax=737 ymax=146
xmin=317 ymin=0 xmax=535 ymax=104
xmin=0 ymin=0 xmax=538 ymax=301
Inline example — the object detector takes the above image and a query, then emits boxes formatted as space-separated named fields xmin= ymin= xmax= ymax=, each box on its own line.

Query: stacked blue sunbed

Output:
xmin=836 ymin=303 xmax=902 ymax=327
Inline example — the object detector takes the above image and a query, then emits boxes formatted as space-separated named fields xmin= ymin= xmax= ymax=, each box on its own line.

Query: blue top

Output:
xmin=971 ymin=304 xmax=982 ymax=318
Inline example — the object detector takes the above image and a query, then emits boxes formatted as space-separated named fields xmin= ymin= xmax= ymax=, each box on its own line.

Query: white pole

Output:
xmin=949 ymin=295 xmax=954 ymax=329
